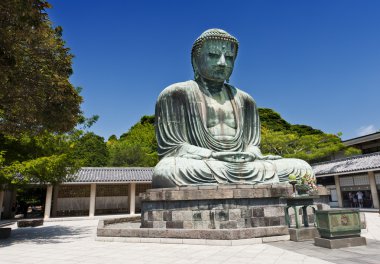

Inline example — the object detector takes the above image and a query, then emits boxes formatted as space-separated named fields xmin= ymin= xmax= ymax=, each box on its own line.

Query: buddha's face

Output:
xmin=195 ymin=39 xmax=236 ymax=82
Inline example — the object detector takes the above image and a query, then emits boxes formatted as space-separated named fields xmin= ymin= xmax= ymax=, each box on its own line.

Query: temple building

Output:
xmin=44 ymin=167 xmax=152 ymax=218
xmin=312 ymin=131 xmax=380 ymax=209
xmin=0 ymin=168 xmax=153 ymax=220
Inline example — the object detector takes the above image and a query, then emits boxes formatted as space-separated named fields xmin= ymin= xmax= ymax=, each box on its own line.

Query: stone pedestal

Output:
xmin=17 ymin=219 xmax=44 ymax=228
xmin=289 ymin=227 xmax=319 ymax=242
xmin=140 ymin=184 xmax=291 ymax=232
xmin=0 ymin=228 xmax=11 ymax=239
xmin=314 ymin=236 xmax=366 ymax=249
xmin=97 ymin=183 xmax=330 ymax=241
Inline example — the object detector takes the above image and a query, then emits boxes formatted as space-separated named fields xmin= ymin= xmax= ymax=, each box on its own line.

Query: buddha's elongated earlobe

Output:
xmin=194 ymin=72 xmax=200 ymax=80
xmin=192 ymin=57 xmax=200 ymax=81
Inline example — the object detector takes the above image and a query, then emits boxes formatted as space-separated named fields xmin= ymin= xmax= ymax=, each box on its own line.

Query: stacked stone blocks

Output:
xmin=140 ymin=184 xmax=291 ymax=231
xmin=97 ymin=184 xmax=330 ymax=240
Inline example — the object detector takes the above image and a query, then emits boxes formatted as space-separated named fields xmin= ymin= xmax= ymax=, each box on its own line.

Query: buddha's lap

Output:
xmin=154 ymin=156 xmax=312 ymax=177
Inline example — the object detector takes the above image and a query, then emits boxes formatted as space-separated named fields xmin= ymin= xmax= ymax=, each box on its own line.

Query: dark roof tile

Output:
xmin=66 ymin=167 xmax=154 ymax=183
xmin=312 ymin=152 xmax=380 ymax=176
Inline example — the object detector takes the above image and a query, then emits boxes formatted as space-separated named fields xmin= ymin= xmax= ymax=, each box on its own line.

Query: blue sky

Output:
xmin=48 ymin=0 xmax=380 ymax=140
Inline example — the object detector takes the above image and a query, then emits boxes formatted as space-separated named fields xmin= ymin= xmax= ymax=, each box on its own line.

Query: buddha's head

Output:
xmin=191 ymin=29 xmax=239 ymax=83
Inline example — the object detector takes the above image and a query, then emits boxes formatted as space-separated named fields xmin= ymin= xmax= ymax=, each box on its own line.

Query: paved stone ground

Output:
xmin=0 ymin=213 xmax=379 ymax=264
xmin=269 ymin=212 xmax=380 ymax=264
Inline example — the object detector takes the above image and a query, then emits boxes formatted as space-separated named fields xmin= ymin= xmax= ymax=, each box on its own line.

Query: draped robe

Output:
xmin=153 ymin=80 xmax=313 ymax=188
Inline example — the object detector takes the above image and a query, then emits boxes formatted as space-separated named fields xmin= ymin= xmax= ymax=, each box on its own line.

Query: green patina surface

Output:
xmin=316 ymin=210 xmax=361 ymax=238
xmin=153 ymin=29 xmax=314 ymax=188
xmin=285 ymin=196 xmax=318 ymax=228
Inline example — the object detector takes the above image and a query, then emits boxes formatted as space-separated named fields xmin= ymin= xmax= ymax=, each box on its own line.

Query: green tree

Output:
xmin=290 ymin=124 xmax=324 ymax=136
xmin=0 ymin=1 xmax=89 ymax=187
xmin=260 ymin=127 xmax=361 ymax=163
xmin=0 ymin=131 xmax=82 ymax=185
xmin=71 ymin=132 xmax=109 ymax=167
xmin=108 ymin=116 xmax=158 ymax=167
xmin=0 ymin=130 xmax=111 ymax=185
xmin=259 ymin=108 xmax=291 ymax=131
xmin=259 ymin=108 xmax=323 ymax=135
xmin=0 ymin=0 xmax=82 ymax=136
xmin=258 ymin=108 xmax=360 ymax=162
xmin=108 ymin=135 xmax=118 ymax=142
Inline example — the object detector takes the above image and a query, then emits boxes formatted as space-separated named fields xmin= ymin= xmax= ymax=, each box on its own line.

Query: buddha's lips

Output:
xmin=212 ymin=67 xmax=230 ymax=75
xmin=213 ymin=65 xmax=232 ymax=71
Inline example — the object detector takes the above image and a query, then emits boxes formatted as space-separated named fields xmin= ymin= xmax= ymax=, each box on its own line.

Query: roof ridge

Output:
xmin=342 ymin=131 xmax=380 ymax=142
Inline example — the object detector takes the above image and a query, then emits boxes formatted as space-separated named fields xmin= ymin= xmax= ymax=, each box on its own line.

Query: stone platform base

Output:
xmin=96 ymin=234 xmax=290 ymax=246
xmin=0 ymin=228 xmax=11 ymax=239
xmin=289 ymin=227 xmax=319 ymax=242
xmin=140 ymin=184 xmax=329 ymax=230
xmin=17 ymin=219 xmax=44 ymax=228
xmin=97 ymin=184 xmax=330 ymax=241
xmin=314 ymin=236 xmax=366 ymax=249
xmin=97 ymin=219 xmax=289 ymax=240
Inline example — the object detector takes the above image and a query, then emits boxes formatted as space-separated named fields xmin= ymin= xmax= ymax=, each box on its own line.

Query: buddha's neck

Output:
xmin=197 ymin=77 xmax=224 ymax=94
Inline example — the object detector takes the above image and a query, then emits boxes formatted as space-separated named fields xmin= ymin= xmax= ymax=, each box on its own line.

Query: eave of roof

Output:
xmin=343 ymin=131 xmax=380 ymax=146
xmin=312 ymin=152 xmax=380 ymax=177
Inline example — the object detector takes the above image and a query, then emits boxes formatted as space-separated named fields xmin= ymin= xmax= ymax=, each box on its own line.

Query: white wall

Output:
xmin=57 ymin=197 xmax=90 ymax=211
xmin=95 ymin=196 xmax=128 ymax=210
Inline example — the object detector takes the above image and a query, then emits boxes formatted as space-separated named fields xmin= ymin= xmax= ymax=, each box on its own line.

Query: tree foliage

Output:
xmin=0 ymin=130 xmax=111 ymax=185
xmin=0 ymin=131 xmax=83 ymax=186
xmin=0 ymin=1 xmax=90 ymax=187
xmin=107 ymin=135 xmax=117 ymax=143
xmin=71 ymin=132 xmax=109 ymax=167
xmin=260 ymin=127 xmax=360 ymax=162
xmin=259 ymin=109 xmax=361 ymax=162
xmin=0 ymin=0 xmax=82 ymax=136
xmin=108 ymin=116 xmax=158 ymax=167
xmin=259 ymin=108 xmax=292 ymax=131
xmin=259 ymin=108 xmax=324 ymax=135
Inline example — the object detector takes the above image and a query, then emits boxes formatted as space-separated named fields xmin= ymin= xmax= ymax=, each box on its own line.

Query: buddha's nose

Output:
xmin=217 ymin=54 xmax=227 ymax=66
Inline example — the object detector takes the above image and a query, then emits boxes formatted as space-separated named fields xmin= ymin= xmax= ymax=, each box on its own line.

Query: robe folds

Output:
xmin=153 ymin=80 xmax=313 ymax=188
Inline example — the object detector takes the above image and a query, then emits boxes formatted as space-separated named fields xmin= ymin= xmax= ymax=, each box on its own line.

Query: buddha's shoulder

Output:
xmin=227 ymin=85 xmax=256 ymax=104
xmin=158 ymin=80 xmax=195 ymax=99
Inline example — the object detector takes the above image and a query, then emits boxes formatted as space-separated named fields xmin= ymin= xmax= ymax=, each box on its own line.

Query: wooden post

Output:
xmin=334 ymin=175 xmax=343 ymax=208
xmin=368 ymin=171 xmax=379 ymax=209
xmin=0 ymin=189 xmax=4 ymax=220
xmin=129 ymin=183 xmax=136 ymax=215
xmin=44 ymin=185 xmax=53 ymax=219
xmin=89 ymin=183 xmax=96 ymax=217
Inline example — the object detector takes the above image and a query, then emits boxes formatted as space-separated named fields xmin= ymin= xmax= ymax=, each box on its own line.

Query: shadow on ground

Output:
xmin=0 ymin=224 xmax=94 ymax=248
xmin=268 ymin=239 xmax=380 ymax=264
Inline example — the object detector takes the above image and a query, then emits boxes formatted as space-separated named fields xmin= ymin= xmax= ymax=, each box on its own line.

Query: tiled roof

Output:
xmin=312 ymin=152 xmax=380 ymax=177
xmin=65 ymin=167 xmax=154 ymax=183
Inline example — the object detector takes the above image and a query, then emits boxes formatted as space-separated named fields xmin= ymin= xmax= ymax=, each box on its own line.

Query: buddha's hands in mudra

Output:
xmin=211 ymin=151 xmax=282 ymax=162
xmin=211 ymin=152 xmax=254 ymax=163
xmin=260 ymin=154 xmax=282 ymax=160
